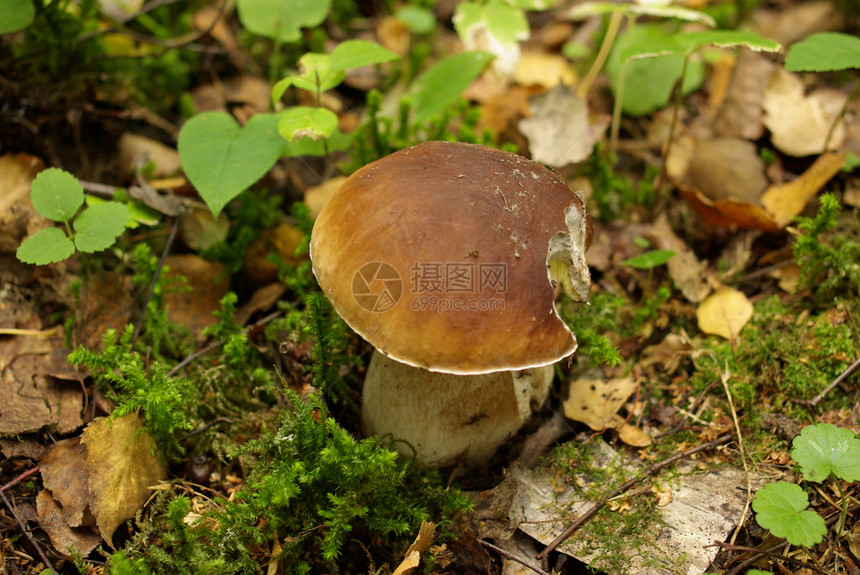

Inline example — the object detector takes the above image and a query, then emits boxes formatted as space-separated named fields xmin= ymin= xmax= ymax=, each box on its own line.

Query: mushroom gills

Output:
xmin=546 ymin=201 xmax=591 ymax=302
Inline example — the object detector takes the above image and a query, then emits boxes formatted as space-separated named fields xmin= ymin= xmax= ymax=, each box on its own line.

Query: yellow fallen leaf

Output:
xmin=617 ymin=423 xmax=652 ymax=447
xmin=393 ymin=521 xmax=435 ymax=575
xmin=563 ymin=376 xmax=636 ymax=431
xmin=696 ymin=286 xmax=753 ymax=340
xmin=761 ymin=151 xmax=846 ymax=227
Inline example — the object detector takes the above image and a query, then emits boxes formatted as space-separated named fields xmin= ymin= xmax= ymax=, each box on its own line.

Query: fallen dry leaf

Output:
xmin=649 ymin=215 xmax=709 ymax=303
xmin=36 ymin=489 xmax=102 ymax=558
xmin=164 ymin=254 xmax=230 ymax=335
xmin=696 ymin=286 xmax=753 ymax=340
xmin=763 ymin=67 xmax=846 ymax=157
xmin=617 ymin=423 xmax=652 ymax=447
xmin=713 ymin=49 xmax=774 ymax=140
xmin=117 ymin=133 xmax=181 ymax=178
xmin=519 ymin=84 xmax=607 ymax=167
xmin=563 ymin=375 xmax=636 ymax=431
xmin=760 ymin=151 xmax=847 ymax=227
xmin=81 ymin=413 xmax=167 ymax=546
xmin=73 ymin=273 xmax=134 ymax=350
xmin=243 ymin=223 xmax=308 ymax=286
xmin=40 ymin=438 xmax=91 ymax=528
xmin=0 ymin=153 xmax=45 ymax=253
xmin=514 ymin=51 xmax=575 ymax=89
xmin=179 ymin=203 xmax=230 ymax=251
xmin=393 ymin=521 xmax=436 ymax=575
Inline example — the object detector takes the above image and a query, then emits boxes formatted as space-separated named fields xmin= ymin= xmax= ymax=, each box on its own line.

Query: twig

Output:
xmin=478 ymin=540 xmax=552 ymax=575
xmin=0 ymin=466 xmax=40 ymax=493
xmin=0 ymin=488 xmax=58 ymax=574
xmin=131 ymin=215 xmax=180 ymax=347
xmin=167 ymin=340 xmax=225 ymax=377
xmin=180 ymin=417 xmax=235 ymax=442
xmin=535 ymin=433 xmax=732 ymax=563
xmin=794 ymin=356 xmax=860 ymax=408
xmin=712 ymin=541 xmax=837 ymax=575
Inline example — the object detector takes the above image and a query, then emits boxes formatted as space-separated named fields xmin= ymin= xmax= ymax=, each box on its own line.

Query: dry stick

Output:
xmin=478 ymin=539 xmax=552 ymax=575
xmin=724 ymin=539 xmax=790 ymax=575
xmin=535 ymin=433 xmax=732 ymax=563
xmin=0 ymin=466 xmax=40 ymax=493
xmin=794 ymin=355 xmax=860 ymax=408
xmin=713 ymin=541 xmax=837 ymax=575
xmin=0 ymin=488 xmax=58 ymax=575
xmin=131 ymin=215 xmax=180 ymax=348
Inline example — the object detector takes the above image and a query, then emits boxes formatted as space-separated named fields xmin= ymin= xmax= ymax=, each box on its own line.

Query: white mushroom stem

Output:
xmin=362 ymin=350 xmax=554 ymax=467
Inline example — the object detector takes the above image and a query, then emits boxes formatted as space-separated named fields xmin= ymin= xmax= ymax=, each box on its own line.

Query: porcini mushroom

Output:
xmin=310 ymin=141 xmax=591 ymax=466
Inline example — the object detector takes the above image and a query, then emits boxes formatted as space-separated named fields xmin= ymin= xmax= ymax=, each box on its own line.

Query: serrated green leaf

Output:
xmin=236 ymin=0 xmax=331 ymax=42
xmin=30 ymin=168 xmax=84 ymax=223
xmin=330 ymin=40 xmax=398 ymax=72
xmin=0 ymin=0 xmax=35 ymax=34
xmin=785 ymin=32 xmax=860 ymax=72
xmin=16 ymin=227 xmax=75 ymax=265
xmin=752 ymin=482 xmax=826 ymax=547
xmin=178 ymin=112 xmax=284 ymax=219
xmin=278 ymin=107 xmax=338 ymax=141
xmin=408 ymin=51 xmax=493 ymax=123
xmin=73 ymin=203 xmax=129 ymax=253
xmin=623 ymin=250 xmax=676 ymax=269
xmin=792 ymin=423 xmax=860 ymax=483
xmin=675 ymin=30 xmax=781 ymax=53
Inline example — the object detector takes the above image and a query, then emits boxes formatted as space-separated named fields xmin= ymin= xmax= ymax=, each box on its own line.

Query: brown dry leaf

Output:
xmin=713 ymin=49 xmax=775 ymax=140
xmin=0 ymin=153 xmax=45 ymax=253
xmin=649 ymin=215 xmax=709 ymax=303
xmin=73 ymin=273 xmax=134 ymax=350
xmin=477 ymin=85 xmax=533 ymax=146
xmin=0 ymin=355 xmax=54 ymax=434
xmin=243 ymin=223 xmax=308 ymax=286
xmin=653 ymin=485 xmax=673 ymax=507
xmin=751 ymin=2 xmax=842 ymax=47
xmin=617 ymin=423 xmax=651 ymax=447
xmin=696 ymin=286 xmax=753 ymax=340
xmin=763 ymin=67 xmax=846 ymax=157
xmin=81 ymin=413 xmax=167 ymax=546
xmin=305 ymin=176 xmax=347 ymax=218
xmin=192 ymin=5 xmax=239 ymax=55
xmin=235 ymin=283 xmax=288 ymax=327
xmin=514 ymin=51 xmax=575 ymax=89
xmin=563 ymin=376 xmax=636 ymax=431
xmin=164 ymin=255 xmax=230 ymax=335
xmin=393 ymin=521 xmax=436 ymax=575
xmin=117 ymin=133 xmax=181 ymax=178
xmin=191 ymin=76 xmax=271 ymax=115
xmin=179 ymin=204 xmax=230 ymax=251
xmin=676 ymin=137 xmax=768 ymax=204
xmin=519 ymin=85 xmax=607 ymax=168
xmin=760 ymin=151 xmax=847 ymax=227
xmin=36 ymin=490 xmax=102 ymax=558
xmin=39 ymin=438 xmax=91 ymax=527
xmin=640 ymin=333 xmax=693 ymax=373
xmin=0 ymin=438 xmax=47 ymax=460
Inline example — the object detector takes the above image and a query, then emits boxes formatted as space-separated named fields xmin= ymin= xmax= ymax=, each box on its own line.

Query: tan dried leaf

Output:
xmin=617 ymin=423 xmax=652 ymax=447
xmin=36 ymin=490 xmax=102 ymax=558
xmin=563 ymin=376 xmax=636 ymax=431
xmin=696 ymin=286 xmax=753 ymax=340
xmin=39 ymin=438 xmax=90 ymax=527
xmin=81 ymin=413 xmax=167 ymax=546
xmin=761 ymin=151 xmax=846 ymax=227
xmin=649 ymin=215 xmax=709 ymax=303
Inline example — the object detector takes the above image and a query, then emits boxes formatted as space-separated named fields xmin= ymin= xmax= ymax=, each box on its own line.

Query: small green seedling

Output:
xmin=753 ymin=423 xmax=860 ymax=548
xmin=785 ymin=32 xmax=860 ymax=152
xmin=623 ymin=249 xmax=675 ymax=270
xmin=236 ymin=0 xmax=331 ymax=42
xmin=17 ymin=168 xmax=130 ymax=265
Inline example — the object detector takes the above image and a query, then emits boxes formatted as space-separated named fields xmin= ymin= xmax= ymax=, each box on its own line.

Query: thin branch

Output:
xmin=0 ymin=466 xmax=40 ymax=493
xmin=0 ymin=488 xmax=58 ymax=575
xmin=478 ymin=540 xmax=552 ymax=575
xmin=131 ymin=215 xmax=180 ymax=347
xmin=536 ymin=433 xmax=732 ymax=563
xmin=794 ymin=355 xmax=860 ymax=408
xmin=713 ymin=541 xmax=837 ymax=575
xmin=724 ymin=539 xmax=789 ymax=575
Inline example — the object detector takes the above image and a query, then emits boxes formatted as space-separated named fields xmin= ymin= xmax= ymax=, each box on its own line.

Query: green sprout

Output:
xmin=16 ymin=168 xmax=130 ymax=265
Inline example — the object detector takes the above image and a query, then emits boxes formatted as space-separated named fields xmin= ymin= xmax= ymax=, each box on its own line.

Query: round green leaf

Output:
xmin=17 ymin=227 xmax=75 ymax=265
xmin=395 ymin=5 xmax=435 ymax=34
xmin=0 ymin=0 xmax=35 ymax=34
xmin=178 ymin=112 xmax=284 ymax=219
xmin=623 ymin=250 xmax=676 ymax=269
xmin=792 ymin=423 xmax=860 ymax=483
xmin=278 ymin=107 xmax=338 ymax=141
xmin=752 ymin=482 xmax=826 ymax=547
xmin=236 ymin=0 xmax=331 ymax=42
xmin=785 ymin=32 xmax=860 ymax=72
xmin=30 ymin=168 xmax=84 ymax=223
xmin=73 ymin=203 xmax=129 ymax=253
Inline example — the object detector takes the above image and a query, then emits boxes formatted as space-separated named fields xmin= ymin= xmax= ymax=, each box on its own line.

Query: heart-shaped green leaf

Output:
xmin=278 ymin=107 xmax=338 ymax=141
xmin=178 ymin=112 xmax=284 ymax=218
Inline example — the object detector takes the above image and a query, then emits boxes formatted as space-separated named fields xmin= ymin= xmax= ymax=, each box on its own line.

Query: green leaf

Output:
xmin=752 ymin=482 xmax=826 ymax=547
xmin=178 ymin=112 xmax=284 ymax=219
xmin=408 ymin=51 xmax=493 ymax=123
xmin=674 ymin=30 xmax=781 ymax=53
xmin=0 ymin=0 xmax=34 ymax=34
xmin=792 ymin=423 xmax=860 ymax=483
xmin=454 ymin=0 xmax=529 ymax=49
xmin=292 ymin=53 xmax=344 ymax=92
xmin=623 ymin=250 xmax=676 ymax=269
xmin=16 ymin=227 xmax=75 ymax=265
xmin=282 ymin=129 xmax=352 ymax=158
xmin=330 ymin=40 xmax=398 ymax=72
xmin=278 ymin=107 xmax=338 ymax=141
xmin=628 ymin=4 xmax=716 ymax=26
xmin=30 ymin=168 xmax=84 ymax=223
xmin=236 ymin=0 xmax=331 ymax=42
xmin=395 ymin=5 xmax=435 ymax=34
xmin=785 ymin=32 xmax=860 ymax=72
xmin=73 ymin=203 xmax=129 ymax=253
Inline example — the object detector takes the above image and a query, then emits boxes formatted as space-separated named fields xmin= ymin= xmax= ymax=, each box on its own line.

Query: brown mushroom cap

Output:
xmin=310 ymin=140 xmax=591 ymax=374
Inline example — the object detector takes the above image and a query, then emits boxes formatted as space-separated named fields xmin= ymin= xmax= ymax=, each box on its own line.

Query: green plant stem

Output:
xmin=658 ymin=51 xmax=691 ymax=191
xmin=270 ymin=35 xmax=284 ymax=90
xmin=823 ymin=77 xmax=859 ymax=153
xmin=577 ymin=9 xmax=623 ymax=101
xmin=833 ymin=478 xmax=847 ymax=537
